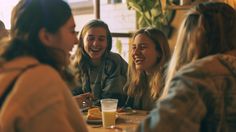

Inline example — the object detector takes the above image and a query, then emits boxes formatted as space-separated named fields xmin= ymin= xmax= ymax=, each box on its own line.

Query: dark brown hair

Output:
xmin=1 ymin=0 xmax=72 ymax=72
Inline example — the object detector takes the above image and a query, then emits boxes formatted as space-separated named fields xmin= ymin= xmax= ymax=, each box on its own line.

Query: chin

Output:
xmin=91 ymin=56 xmax=102 ymax=60
xmin=135 ymin=66 xmax=144 ymax=71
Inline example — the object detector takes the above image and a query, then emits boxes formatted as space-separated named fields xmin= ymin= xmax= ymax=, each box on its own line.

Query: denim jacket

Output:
xmin=137 ymin=54 xmax=236 ymax=132
xmin=72 ymin=52 xmax=128 ymax=107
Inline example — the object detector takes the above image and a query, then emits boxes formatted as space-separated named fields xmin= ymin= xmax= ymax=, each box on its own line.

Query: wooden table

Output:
xmin=84 ymin=110 xmax=148 ymax=132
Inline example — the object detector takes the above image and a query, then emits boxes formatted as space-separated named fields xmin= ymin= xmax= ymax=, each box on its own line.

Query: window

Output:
xmin=0 ymin=0 xmax=19 ymax=29
xmin=67 ymin=0 xmax=93 ymax=8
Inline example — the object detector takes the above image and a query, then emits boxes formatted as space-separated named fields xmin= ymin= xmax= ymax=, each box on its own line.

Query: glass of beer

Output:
xmin=100 ymin=98 xmax=118 ymax=128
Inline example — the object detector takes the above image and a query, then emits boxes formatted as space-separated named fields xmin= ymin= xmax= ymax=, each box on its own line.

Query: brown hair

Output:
xmin=70 ymin=19 xmax=112 ymax=84
xmin=1 ymin=0 xmax=72 ymax=72
xmin=126 ymin=27 xmax=171 ymax=99
xmin=161 ymin=2 xmax=236 ymax=99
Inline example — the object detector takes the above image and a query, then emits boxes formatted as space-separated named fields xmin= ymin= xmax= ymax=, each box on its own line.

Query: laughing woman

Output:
xmin=123 ymin=28 xmax=171 ymax=111
xmin=70 ymin=19 xmax=127 ymax=107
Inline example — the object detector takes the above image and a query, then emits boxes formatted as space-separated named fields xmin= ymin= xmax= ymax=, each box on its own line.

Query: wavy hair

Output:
xmin=70 ymin=19 xmax=112 ymax=83
xmin=126 ymin=27 xmax=171 ymax=99
xmin=161 ymin=2 xmax=236 ymax=99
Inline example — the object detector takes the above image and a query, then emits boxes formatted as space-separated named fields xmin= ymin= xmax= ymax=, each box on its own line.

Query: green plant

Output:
xmin=127 ymin=0 xmax=175 ymax=37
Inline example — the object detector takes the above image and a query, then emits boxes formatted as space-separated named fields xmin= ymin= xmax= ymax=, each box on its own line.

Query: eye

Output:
xmin=131 ymin=45 xmax=136 ymax=50
xmin=87 ymin=36 xmax=95 ymax=41
xmin=98 ymin=37 xmax=106 ymax=41
xmin=140 ymin=44 xmax=147 ymax=49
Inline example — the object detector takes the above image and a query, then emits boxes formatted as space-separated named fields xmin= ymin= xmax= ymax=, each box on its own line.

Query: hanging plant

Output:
xmin=127 ymin=0 xmax=176 ymax=37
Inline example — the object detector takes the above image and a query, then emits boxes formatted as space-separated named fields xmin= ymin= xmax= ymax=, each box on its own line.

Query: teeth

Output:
xmin=135 ymin=59 xmax=144 ymax=64
xmin=135 ymin=58 xmax=143 ymax=61
xmin=135 ymin=58 xmax=144 ymax=61
xmin=136 ymin=60 xmax=142 ymax=64
xmin=133 ymin=56 xmax=144 ymax=64
xmin=90 ymin=47 xmax=100 ymax=52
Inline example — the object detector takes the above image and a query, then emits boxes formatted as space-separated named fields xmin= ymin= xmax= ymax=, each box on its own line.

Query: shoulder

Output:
xmin=20 ymin=64 xmax=67 ymax=93
xmin=106 ymin=52 xmax=127 ymax=64
xmin=1 ymin=57 xmax=74 ymax=121
xmin=104 ymin=52 xmax=128 ymax=75
xmin=15 ymin=64 xmax=65 ymax=88
xmin=1 ymin=64 xmax=71 ymax=121
xmin=169 ymin=54 xmax=236 ymax=94
xmin=25 ymin=64 xmax=62 ymax=80
xmin=178 ymin=54 xmax=236 ymax=77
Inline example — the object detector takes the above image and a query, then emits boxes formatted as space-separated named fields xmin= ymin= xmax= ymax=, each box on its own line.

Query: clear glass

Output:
xmin=100 ymin=99 xmax=118 ymax=128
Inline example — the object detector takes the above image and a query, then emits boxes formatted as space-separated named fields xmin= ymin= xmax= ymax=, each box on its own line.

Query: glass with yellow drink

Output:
xmin=100 ymin=99 xmax=118 ymax=128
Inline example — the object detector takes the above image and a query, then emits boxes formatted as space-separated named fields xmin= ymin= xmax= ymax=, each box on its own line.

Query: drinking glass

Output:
xmin=100 ymin=99 xmax=118 ymax=128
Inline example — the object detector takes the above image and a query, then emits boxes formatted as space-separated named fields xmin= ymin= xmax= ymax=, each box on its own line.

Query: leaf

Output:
xmin=138 ymin=15 xmax=145 ymax=28
xmin=143 ymin=15 xmax=152 ymax=26
xmin=151 ymin=8 xmax=159 ymax=17
xmin=115 ymin=39 xmax=122 ymax=54
xmin=127 ymin=0 xmax=175 ymax=37
xmin=144 ymin=11 xmax=151 ymax=19
xmin=127 ymin=2 xmax=143 ymax=13
xmin=143 ymin=0 xmax=153 ymax=11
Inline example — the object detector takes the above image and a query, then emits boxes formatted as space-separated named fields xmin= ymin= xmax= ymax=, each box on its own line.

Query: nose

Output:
xmin=132 ymin=47 xmax=141 ymax=60
xmin=92 ymin=39 xmax=99 ymax=46
xmin=74 ymin=36 xmax=79 ymax=45
xmin=132 ymin=47 xmax=141 ymax=56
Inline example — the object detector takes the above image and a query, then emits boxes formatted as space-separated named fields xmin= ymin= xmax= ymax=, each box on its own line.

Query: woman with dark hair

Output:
xmin=70 ymin=19 xmax=127 ymax=107
xmin=123 ymin=28 xmax=171 ymax=111
xmin=137 ymin=2 xmax=236 ymax=132
xmin=0 ymin=0 xmax=87 ymax=131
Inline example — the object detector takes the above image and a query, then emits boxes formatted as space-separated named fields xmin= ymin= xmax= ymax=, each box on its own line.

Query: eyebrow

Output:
xmin=132 ymin=43 xmax=146 ymax=47
xmin=87 ymin=35 xmax=106 ymax=38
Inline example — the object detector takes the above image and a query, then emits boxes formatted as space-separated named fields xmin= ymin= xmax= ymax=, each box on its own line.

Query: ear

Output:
xmin=38 ymin=28 xmax=53 ymax=47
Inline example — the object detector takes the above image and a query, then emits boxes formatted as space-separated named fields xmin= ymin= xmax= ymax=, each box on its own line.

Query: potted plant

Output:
xmin=126 ymin=0 xmax=176 ymax=37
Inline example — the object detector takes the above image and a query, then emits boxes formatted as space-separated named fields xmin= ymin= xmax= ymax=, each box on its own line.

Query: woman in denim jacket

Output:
xmin=69 ymin=20 xmax=127 ymax=107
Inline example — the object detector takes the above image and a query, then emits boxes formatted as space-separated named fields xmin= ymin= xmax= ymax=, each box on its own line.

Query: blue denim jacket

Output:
xmin=137 ymin=54 xmax=236 ymax=132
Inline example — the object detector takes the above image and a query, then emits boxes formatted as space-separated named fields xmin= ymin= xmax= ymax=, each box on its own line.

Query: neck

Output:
xmin=91 ymin=59 xmax=101 ymax=66
xmin=145 ymin=67 xmax=155 ymax=76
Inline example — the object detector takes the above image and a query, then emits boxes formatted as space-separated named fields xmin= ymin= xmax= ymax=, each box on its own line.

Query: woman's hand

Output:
xmin=73 ymin=92 xmax=94 ymax=109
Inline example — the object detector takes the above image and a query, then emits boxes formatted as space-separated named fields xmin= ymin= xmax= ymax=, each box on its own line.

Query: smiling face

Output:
xmin=132 ymin=34 xmax=160 ymax=73
xmin=49 ymin=16 xmax=78 ymax=65
xmin=83 ymin=27 xmax=108 ymax=64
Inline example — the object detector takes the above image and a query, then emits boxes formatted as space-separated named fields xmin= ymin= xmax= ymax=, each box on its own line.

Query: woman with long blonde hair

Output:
xmin=123 ymin=27 xmax=171 ymax=110
xmin=161 ymin=1 xmax=236 ymax=99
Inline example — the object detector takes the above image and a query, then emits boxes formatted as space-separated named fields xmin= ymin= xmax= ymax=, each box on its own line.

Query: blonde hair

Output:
xmin=126 ymin=28 xmax=171 ymax=99
xmin=161 ymin=2 xmax=236 ymax=99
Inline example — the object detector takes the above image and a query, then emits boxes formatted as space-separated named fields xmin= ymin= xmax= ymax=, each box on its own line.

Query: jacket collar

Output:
xmin=2 ymin=56 xmax=40 ymax=71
